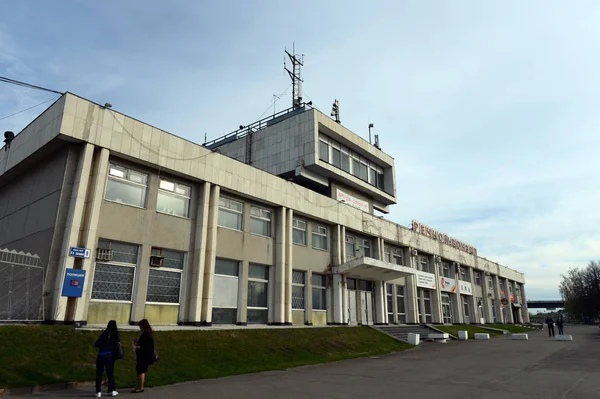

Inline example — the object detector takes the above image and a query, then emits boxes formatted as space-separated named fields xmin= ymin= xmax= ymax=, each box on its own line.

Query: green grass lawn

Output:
xmin=433 ymin=325 xmax=504 ymax=339
xmin=0 ymin=325 xmax=412 ymax=389
xmin=483 ymin=324 xmax=538 ymax=334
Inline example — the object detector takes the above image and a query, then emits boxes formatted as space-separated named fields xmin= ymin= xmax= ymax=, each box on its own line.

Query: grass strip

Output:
xmin=0 ymin=325 xmax=412 ymax=389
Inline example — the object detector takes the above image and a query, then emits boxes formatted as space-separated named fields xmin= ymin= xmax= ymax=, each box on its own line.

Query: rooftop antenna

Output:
xmin=368 ymin=123 xmax=374 ymax=144
xmin=331 ymin=99 xmax=340 ymax=123
xmin=272 ymin=93 xmax=282 ymax=116
xmin=284 ymin=43 xmax=304 ymax=109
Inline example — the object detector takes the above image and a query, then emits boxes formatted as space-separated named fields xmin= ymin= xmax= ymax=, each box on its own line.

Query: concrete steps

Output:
xmin=375 ymin=325 xmax=439 ymax=343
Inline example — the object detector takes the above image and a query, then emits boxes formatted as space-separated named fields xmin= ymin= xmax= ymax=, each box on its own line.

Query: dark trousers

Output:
xmin=548 ymin=325 xmax=555 ymax=337
xmin=558 ymin=325 xmax=564 ymax=335
xmin=96 ymin=354 xmax=116 ymax=393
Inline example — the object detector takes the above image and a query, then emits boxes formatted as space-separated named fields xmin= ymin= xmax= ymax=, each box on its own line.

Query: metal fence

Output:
xmin=0 ymin=248 xmax=45 ymax=321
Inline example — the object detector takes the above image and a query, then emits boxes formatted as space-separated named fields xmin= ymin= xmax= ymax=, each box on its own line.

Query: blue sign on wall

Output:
xmin=69 ymin=247 xmax=91 ymax=258
xmin=61 ymin=268 xmax=86 ymax=297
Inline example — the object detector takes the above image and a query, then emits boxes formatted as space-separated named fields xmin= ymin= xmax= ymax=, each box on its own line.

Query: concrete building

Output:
xmin=0 ymin=93 xmax=529 ymax=326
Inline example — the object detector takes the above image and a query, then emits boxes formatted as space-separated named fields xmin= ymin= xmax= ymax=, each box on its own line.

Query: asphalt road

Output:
xmin=13 ymin=325 xmax=600 ymax=398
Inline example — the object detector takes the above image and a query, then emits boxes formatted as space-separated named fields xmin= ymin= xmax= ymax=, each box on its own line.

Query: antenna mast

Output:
xmin=284 ymin=44 xmax=304 ymax=109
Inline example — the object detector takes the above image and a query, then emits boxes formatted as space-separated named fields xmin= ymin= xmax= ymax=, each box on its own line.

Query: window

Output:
xmin=516 ymin=285 xmax=521 ymax=296
xmin=105 ymin=164 xmax=148 ymax=208
xmin=341 ymin=150 xmax=350 ymax=172
xmin=460 ymin=267 xmax=468 ymax=281
xmin=319 ymin=139 xmax=329 ymax=162
xmin=499 ymin=280 xmax=505 ymax=292
xmin=508 ymin=283 xmax=513 ymax=294
xmin=475 ymin=272 xmax=482 ymax=286
xmin=396 ymin=285 xmax=406 ymax=324
xmin=358 ymin=280 xmax=373 ymax=291
xmin=317 ymin=133 xmax=385 ymax=191
xmin=312 ymin=274 xmax=326 ymax=310
xmin=218 ymin=197 xmax=243 ymax=230
xmin=391 ymin=248 xmax=403 ymax=265
xmin=347 ymin=278 xmax=356 ymax=290
xmin=212 ymin=258 xmax=240 ymax=324
xmin=157 ymin=179 xmax=191 ymax=218
xmin=91 ymin=239 xmax=138 ymax=301
xmin=423 ymin=289 xmax=433 ymax=324
xmin=488 ymin=277 xmax=494 ymax=290
xmin=312 ymin=224 xmax=328 ymax=250
xmin=292 ymin=270 xmax=305 ymax=310
xmin=419 ymin=256 xmax=430 ymax=273
xmin=292 ymin=218 xmax=307 ymax=246
xmin=441 ymin=262 xmax=450 ymax=278
xmin=250 ymin=206 xmax=272 ymax=237
xmin=248 ymin=264 xmax=269 ymax=324
xmin=331 ymin=145 xmax=341 ymax=168
xmin=386 ymin=283 xmax=394 ymax=323
xmin=146 ymin=248 xmax=185 ymax=303
xmin=358 ymin=239 xmax=371 ymax=258
xmin=345 ymin=235 xmax=355 ymax=259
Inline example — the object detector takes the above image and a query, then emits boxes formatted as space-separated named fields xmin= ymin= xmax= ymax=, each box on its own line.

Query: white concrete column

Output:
xmin=520 ymin=283 xmax=530 ymax=323
xmin=431 ymin=255 xmax=443 ymax=324
xmin=466 ymin=268 xmax=477 ymax=324
xmin=200 ymin=184 xmax=220 ymax=324
xmin=73 ymin=147 xmax=109 ymax=322
xmin=51 ymin=143 xmax=95 ymax=322
xmin=404 ymin=248 xmax=419 ymax=324
xmin=284 ymin=208 xmax=293 ymax=325
xmin=340 ymin=226 xmax=346 ymax=263
xmin=452 ymin=264 xmax=463 ymax=324
xmin=187 ymin=181 xmax=211 ymax=324
xmin=390 ymin=284 xmax=398 ymax=324
xmin=376 ymin=238 xmax=384 ymax=261
xmin=332 ymin=274 xmax=344 ymax=324
xmin=332 ymin=225 xmax=342 ymax=265
xmin=493 ymin=275 xmax=504 ymax=323
xmin=504 ymin=278 xmax=515 ymax=323
xmin=481 ymin=272 xmax=493 ymax=323
xmin=341 ymin=275 xmax=348 ymax=324
xmin=374 ymin=280 xmax=387 ymax=324
xmin=238 ymin=260 xmax=249 ymax=324
xmin=273 ymin=206 xmax=286 ymax=325
xmin=305 ymin=270 xmax=313 ymax=325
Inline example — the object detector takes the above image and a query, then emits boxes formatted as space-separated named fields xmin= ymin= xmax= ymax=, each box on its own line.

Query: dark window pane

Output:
xmin=319 ymin=141 xmax=329 ymax=162
xmin=215 ymin=258 xmax=239 ymax=277
xmin=212 ymin=308 xmax=237 ymax=324
xmin=249 ymin=264 xmax=269 ymax=280
xmin=248 ymin=281 xmax=268 ymax=307
xmin=312 ymin=288 xmax=326 ymax=310
xmin=331 ymin=147 xmax=341 ymax=168
xmin=341 ymin=153 xmax=350 ymax=172
xmin=292 ymin=286 xmax=304 ymax=309
xmin=247 ymin=309 xmax=268 ymax=324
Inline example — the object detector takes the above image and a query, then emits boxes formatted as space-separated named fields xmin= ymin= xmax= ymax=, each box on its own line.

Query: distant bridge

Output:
xmin=527 ymin=300 xmax=564 ymax=309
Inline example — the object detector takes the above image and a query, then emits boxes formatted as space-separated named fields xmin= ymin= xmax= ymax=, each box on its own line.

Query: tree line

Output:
xmin=559 ymin=260 xmax=600 ymax=318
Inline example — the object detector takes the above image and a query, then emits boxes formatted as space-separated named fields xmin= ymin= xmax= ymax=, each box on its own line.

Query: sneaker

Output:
xmin=111 ymin=392 xmax=119 ymax=397
xmin=95 ymin=394 xmax=101 ymax=398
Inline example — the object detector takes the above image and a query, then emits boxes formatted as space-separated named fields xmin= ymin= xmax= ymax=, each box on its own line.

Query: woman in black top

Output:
xmin=132 ymin=319 xmax=155 ymax=393
xmin=94 ymin=320 xmax=120 ymax=397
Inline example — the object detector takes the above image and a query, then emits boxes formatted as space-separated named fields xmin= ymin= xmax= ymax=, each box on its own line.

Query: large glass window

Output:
xmin=423 ymin=289 xmax=433 ymax=324
xmin=318 ymin=134 xmax=385 ymax=190
xmin=157 ymin=179 xmax=191 ymax=218
xmin=312 ymin=274 xmax=327 ymax=310
xmin=311 ymin=224 xmax=328 ymax=250
xmin=292 ymin=270 xmax=305 ymax=310
xmin=250 ymin=206 xmax=272 ymax=237
xmin=91 ymin=239 xmax=139 ymax=301
xmin=396 ymin=285 xmax=406 ymax=324
xmin=105 ymin=164 xmax=148 ymax=208
xmin=345 ymin=235 xmax=355 ymax=259
xmin=212 ymin=258 xmax=240 ymax=324
xmin=292 ymin=218 xmax=307 ymax=246
xmin=474 ymin=272 xmax=482 ymax=286
xmin=248 ymin=263 xmax=269 ymax=324
xmin=218 ymin=197 xmax=243 ymax=230
xmin=319 ymin=139 xmax=329 ymax=162
xmin=441 ymin=262 xmax=450 ymax=278
xmin=146 ymin=248 xmax=185 ymax=303
xmin=419 ymin=256 xmax=430 ymax=273
xmin=385 ymin=246 xmax=403 ymax=265
xmin=358 ymin=239 xmax=371 ymax=258
xmin=460 ymin=267 xmax=469 ymax=282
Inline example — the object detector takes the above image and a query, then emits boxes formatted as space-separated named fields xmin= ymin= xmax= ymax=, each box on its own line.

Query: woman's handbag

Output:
xmin=115 ymin=342 xmax=124 ymax=360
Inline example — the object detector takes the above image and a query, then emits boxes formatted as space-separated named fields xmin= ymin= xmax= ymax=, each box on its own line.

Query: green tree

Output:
xmin=559 ymin=260 xmax=600 ymax=318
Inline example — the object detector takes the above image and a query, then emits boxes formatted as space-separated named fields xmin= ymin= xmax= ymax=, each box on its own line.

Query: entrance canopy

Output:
xmin=333 ymin=256 xmax=415 ymax=281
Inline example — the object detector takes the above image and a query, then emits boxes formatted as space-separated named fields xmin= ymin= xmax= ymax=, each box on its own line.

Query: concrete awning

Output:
xmin=333 ymin=256 xmax=416 ymax=281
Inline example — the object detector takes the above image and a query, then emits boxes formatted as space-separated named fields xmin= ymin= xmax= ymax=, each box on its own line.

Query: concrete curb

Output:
xmin=425 ymin=325 xmax=459 ymax=340
xmin=0 ymin=381 xmax=95 ymax=397
xmin=480 ymin=326 xmax=509 ymax=335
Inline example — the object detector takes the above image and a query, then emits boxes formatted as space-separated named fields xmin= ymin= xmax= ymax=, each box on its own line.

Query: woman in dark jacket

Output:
xmin=132 ymin=319 xmax=155 ymax=393
xmin=94 ymin=320 xmax=120 ymax=397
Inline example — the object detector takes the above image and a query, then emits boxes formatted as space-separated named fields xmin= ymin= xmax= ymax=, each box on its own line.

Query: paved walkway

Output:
xmin=14 ymin=325 xmax=600 ymax=398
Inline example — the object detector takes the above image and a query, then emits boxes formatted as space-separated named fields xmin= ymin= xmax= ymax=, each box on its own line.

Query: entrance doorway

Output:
xmin=347 ymin=279 xmax=357 ymax=325
xmin=462 ymin=297 xmax=470 ymax=324
xmin=347 ymin=279 xmax=375 ymax=325
xmin=441 ymin=293 xmax=452 ymax=324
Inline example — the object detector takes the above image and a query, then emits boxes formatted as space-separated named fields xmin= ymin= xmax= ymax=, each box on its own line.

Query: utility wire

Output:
xmin=0 ymin=97 xmax=59 ymax=121
xmin=0 ymin=76 xmax=64 ymax=95
xmin=255 ymin=83 xmax=293 ymax=121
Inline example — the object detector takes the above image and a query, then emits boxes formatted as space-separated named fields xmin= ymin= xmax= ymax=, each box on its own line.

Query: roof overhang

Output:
xmin=333 ymin=256 xmax=415 ymax=281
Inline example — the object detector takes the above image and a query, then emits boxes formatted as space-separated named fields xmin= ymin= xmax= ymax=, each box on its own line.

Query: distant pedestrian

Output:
xmin=545 ymin=316 xmax=555 ymax=337
xmin=94 ymin=320 xmax=122 ymax=397
xmin=556 ymin=318 xmax=564 ymax=335
xmin=132 ymin=319 xmax=156 ymax=393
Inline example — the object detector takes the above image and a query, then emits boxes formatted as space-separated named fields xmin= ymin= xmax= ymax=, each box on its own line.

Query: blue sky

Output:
xmin=2 ymin=1 xmax=599 ymax=300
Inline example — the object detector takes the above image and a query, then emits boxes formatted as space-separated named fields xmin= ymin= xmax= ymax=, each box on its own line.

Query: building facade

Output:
xmin=0 ymin=93 xmax=529 ymax=326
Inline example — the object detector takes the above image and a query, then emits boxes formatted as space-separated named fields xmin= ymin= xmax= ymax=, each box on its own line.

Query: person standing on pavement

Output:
xmin=94 ymin=320 xmax=121 ymax=397
xmin=556 ymin=318 xmax=564 ymax=335
xmin=545 ymin=316 xmax=555 ymax=337
xmin=132 ymin=319 xmax=156 ymax=393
